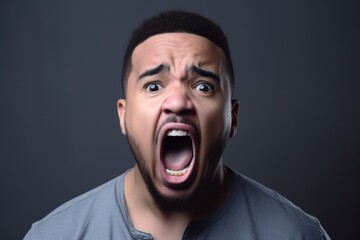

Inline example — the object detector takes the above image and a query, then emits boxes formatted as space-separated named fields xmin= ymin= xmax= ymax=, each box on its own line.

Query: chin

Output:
xmin=149 ymin=179 xmax=205 ymax=212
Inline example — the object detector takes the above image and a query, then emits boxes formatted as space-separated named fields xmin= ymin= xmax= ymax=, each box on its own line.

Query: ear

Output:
xmin=117 ymin=99 xmax=127 ymax=135
xmin=229 ymin=99 xmax=239 ymax=138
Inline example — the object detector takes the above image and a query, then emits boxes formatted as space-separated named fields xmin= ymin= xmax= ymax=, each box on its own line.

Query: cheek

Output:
xmin=126 ymin=95 xmax=159 ymax=128
xmin=125 ymin=99 xmax=160 ymax=153
xmin=196 ymin=100 xmax=231 ymax=171
xmin=199 ymin=99 xmax=231 ymax=138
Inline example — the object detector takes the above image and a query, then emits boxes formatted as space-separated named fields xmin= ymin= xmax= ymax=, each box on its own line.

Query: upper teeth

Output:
xmin=167 ymin=130 xmax=189 ymax=137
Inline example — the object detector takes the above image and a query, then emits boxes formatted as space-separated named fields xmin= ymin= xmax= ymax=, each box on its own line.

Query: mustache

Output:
xmin=155 ymin=116 xmax=197 ymax=143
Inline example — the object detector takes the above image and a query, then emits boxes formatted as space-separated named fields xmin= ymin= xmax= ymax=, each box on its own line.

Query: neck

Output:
xmin=124 ymin=165 xmax=233 ymax=238
xmin=190 ymin=165 xmax=233 ymax=220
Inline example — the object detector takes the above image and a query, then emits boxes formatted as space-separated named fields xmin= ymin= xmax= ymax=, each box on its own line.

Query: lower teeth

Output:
xmin=166 ymin=167 xmax=189 ymax=176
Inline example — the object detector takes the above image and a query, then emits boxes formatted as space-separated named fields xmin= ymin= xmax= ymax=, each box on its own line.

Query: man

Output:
xmin=24 ymin=11 xmax=330 ymax=239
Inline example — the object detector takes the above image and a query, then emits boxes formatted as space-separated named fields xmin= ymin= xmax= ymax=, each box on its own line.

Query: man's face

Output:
xmin=118 ymin=33 xmax=238 ymax=210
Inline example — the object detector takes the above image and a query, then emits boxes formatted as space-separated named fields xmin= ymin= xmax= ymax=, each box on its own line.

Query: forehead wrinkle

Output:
xmin=133 ymin=33 xmax=224 ymax=82
xmin=168 ymin=50 xmax=221 ymax=81
xmin=159 ymin=57 xmax=220 ymax=82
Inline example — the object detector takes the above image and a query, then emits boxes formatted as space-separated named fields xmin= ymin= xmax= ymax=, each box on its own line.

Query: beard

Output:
xmin=125 ymin=126 xmax=227 ymax=213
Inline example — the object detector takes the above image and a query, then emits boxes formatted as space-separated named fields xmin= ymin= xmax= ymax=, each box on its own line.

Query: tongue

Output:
xmin=163 ymin=136 xmax=193 ymax=171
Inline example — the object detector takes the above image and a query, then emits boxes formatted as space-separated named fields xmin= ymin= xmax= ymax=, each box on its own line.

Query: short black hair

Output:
xmin=121 ymin=10 xmax=234 ymax=96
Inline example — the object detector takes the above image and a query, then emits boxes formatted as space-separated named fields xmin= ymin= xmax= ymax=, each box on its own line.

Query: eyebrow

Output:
xmin=137 ymin=64 xmax=220 ymax=83
xmin=138 ymin=64 xmax=169 ymax=80
xmin=190 ymin=66 xmax=220 ymax=83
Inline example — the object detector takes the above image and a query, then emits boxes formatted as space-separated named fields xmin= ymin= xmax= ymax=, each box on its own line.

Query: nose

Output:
xmin=162 ymin=85 xmax=195 ymax=116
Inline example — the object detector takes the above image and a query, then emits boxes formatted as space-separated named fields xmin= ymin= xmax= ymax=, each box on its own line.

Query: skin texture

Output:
xmin=117 ymin=33 xmax=239 ymax=239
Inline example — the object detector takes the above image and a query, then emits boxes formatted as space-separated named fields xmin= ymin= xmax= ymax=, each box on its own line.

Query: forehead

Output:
xmin=131 ymin=33 xmax=225 ymax=70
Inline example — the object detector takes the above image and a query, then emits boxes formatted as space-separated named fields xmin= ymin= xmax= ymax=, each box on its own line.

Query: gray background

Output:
xmin=1 ymin=0 xmax=359 ymax=239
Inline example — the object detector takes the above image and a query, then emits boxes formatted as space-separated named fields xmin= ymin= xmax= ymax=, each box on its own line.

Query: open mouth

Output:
xmin=159 ymin=125 xmax=197 ymax=188
xmin=163 ymin=130 xmax=193 ymax=176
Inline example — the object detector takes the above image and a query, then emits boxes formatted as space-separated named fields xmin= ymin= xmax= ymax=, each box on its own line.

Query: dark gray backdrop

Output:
xmin=1 ymin=0 xmax=359 ymax=239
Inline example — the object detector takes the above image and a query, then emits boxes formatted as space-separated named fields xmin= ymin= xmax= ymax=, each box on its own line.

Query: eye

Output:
xmin=145 ymin=82 xmax=164 ymax=92
xmin=194 ymin=82 xmax=214 ymax=93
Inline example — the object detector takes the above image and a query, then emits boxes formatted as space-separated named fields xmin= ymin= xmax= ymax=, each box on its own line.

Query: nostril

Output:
xmin=163 ymin=109 xmax=173 ymax=114
xmin=162 ymin=92 xmax=195 ymax=115
xmin=163 ymin=106 xmax=194 ymax=115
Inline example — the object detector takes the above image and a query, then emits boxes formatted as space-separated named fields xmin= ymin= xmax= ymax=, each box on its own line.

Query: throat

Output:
xmin=163 ymin=136 xmax=193 ymax=172
xmin=124 ymin=169 xmax=190 ymax=240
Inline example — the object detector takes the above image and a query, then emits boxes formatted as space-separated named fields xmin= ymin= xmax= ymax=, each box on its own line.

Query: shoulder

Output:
xmin=24 ymin=174 xmax=128 ymax=240
xmin=225 ymin=169 xmax=330 ymax=239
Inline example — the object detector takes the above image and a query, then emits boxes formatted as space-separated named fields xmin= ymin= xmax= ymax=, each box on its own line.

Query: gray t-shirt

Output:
xmin=24 ymin=168 xmax=330 ymax=239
